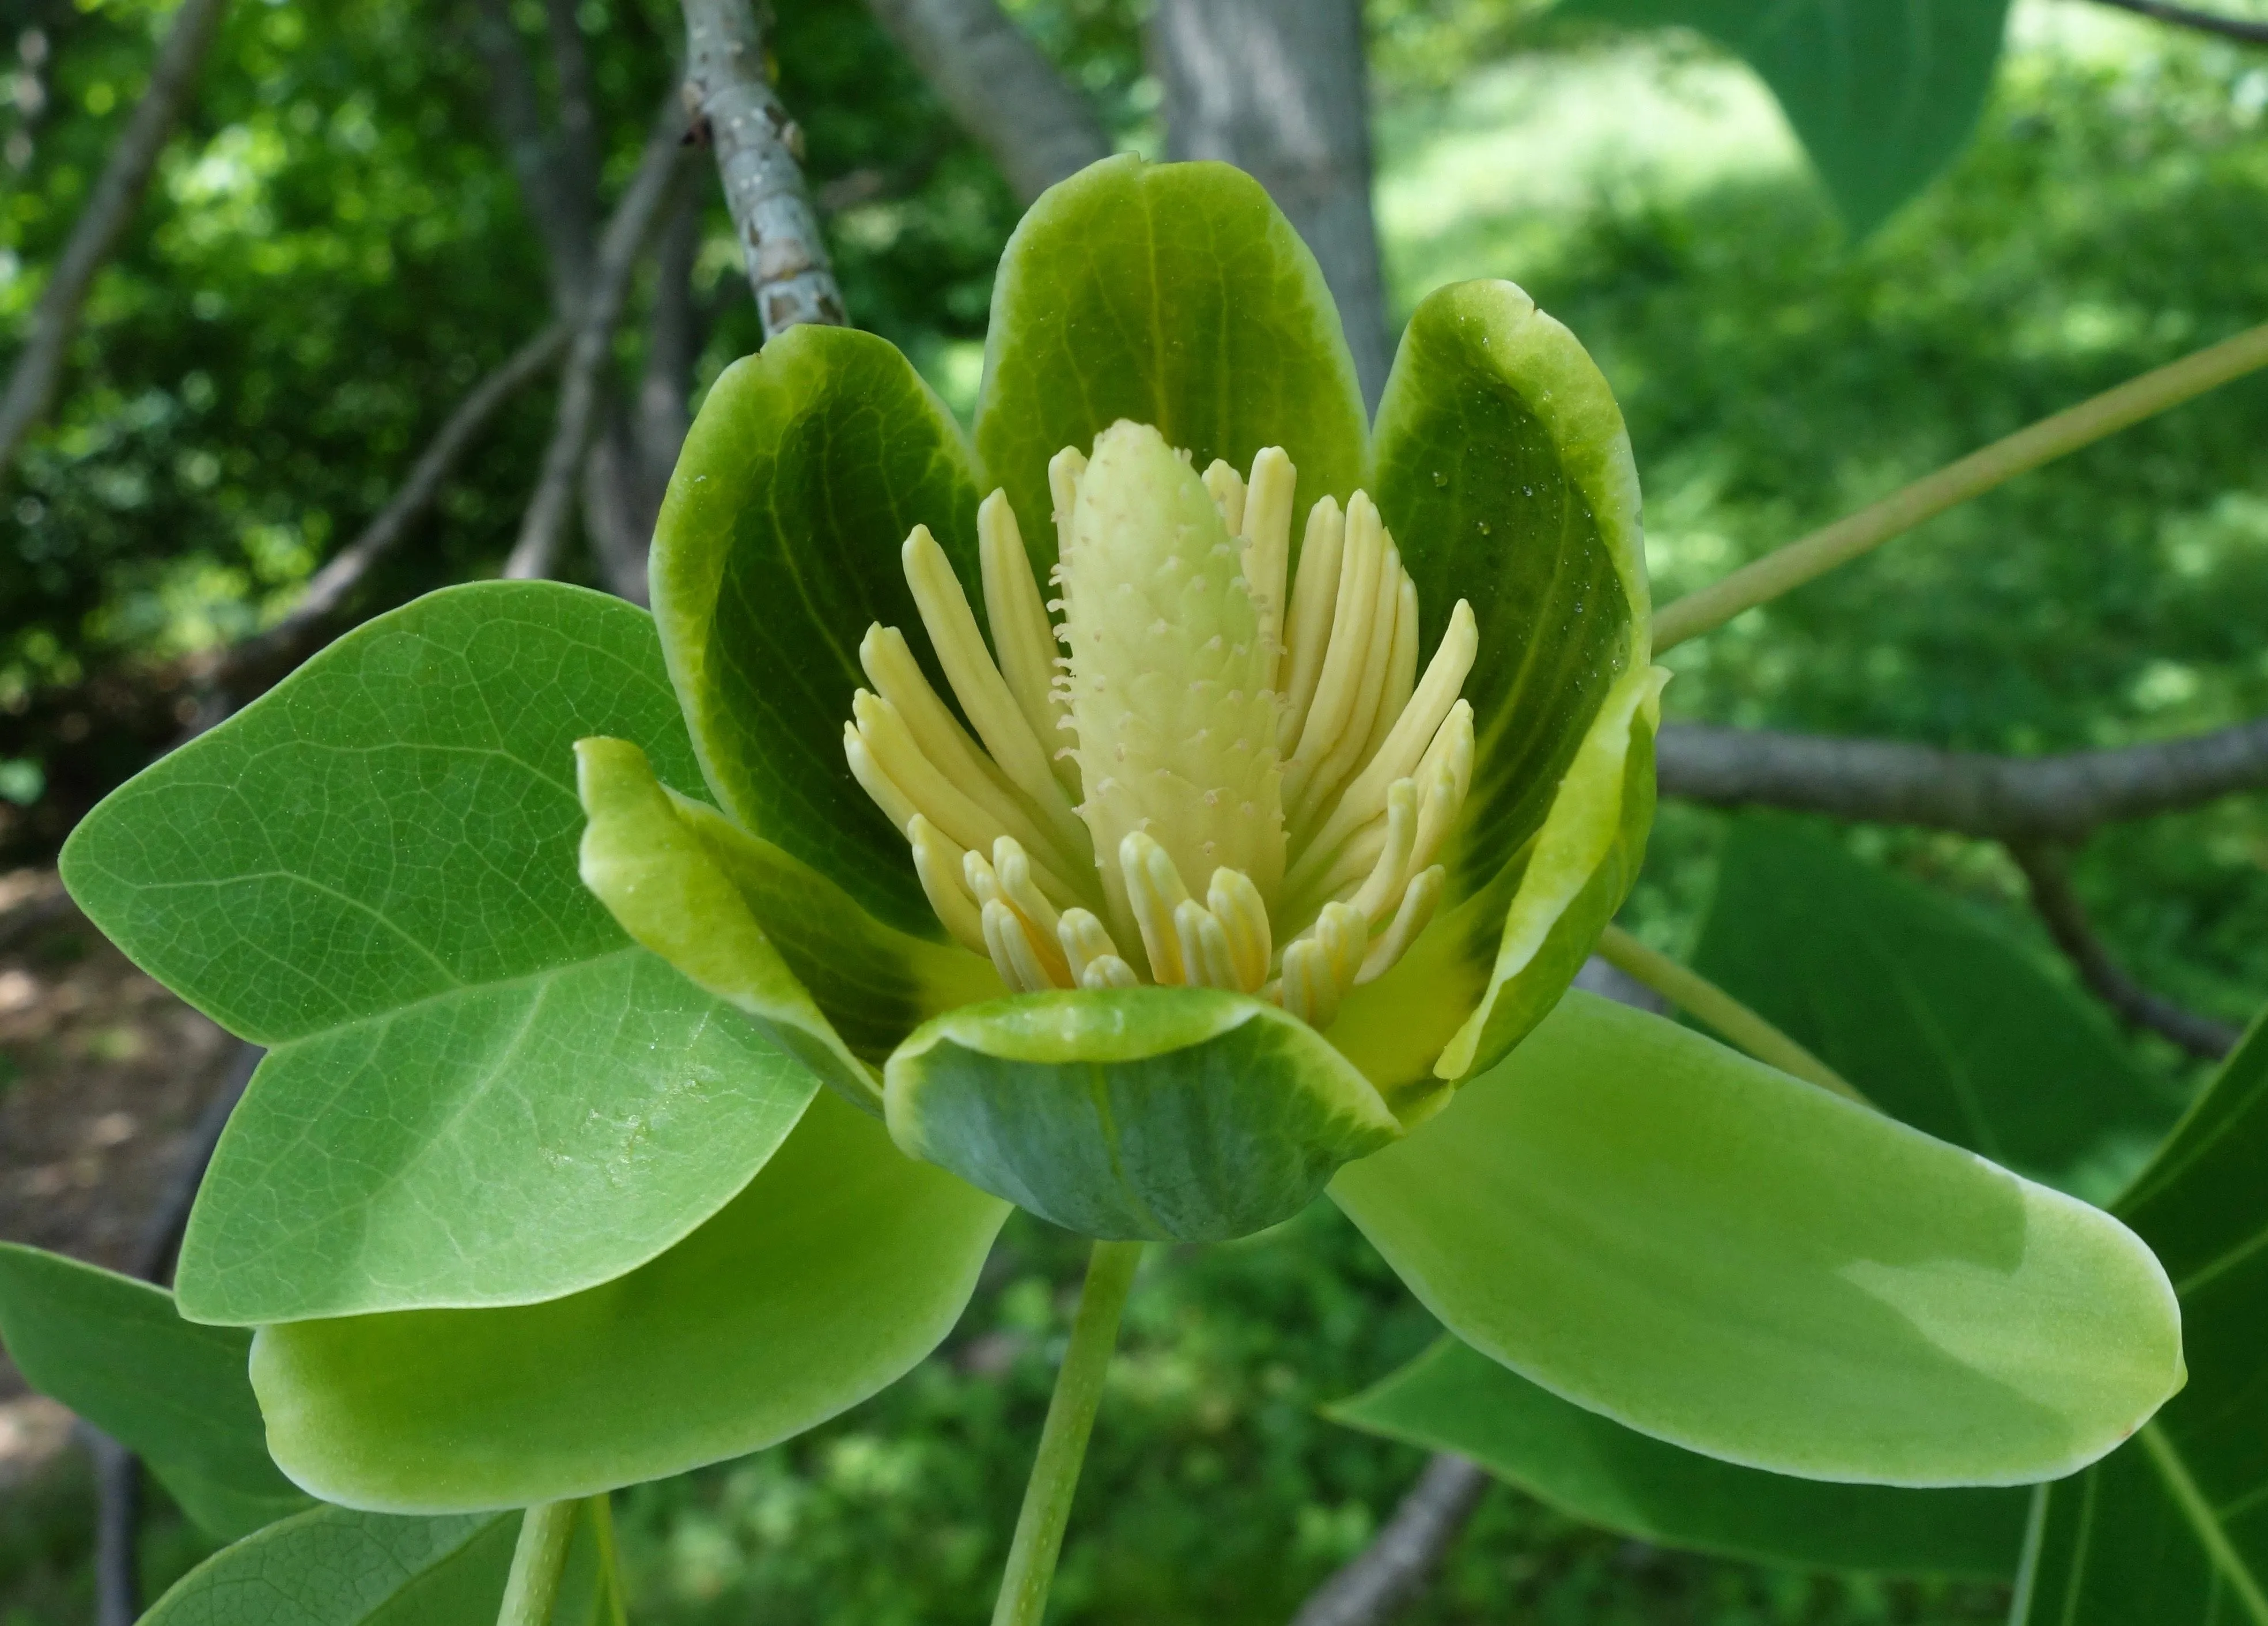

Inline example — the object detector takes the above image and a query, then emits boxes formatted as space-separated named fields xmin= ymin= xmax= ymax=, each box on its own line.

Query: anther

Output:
xmin=908 ymin=815 xmax=987 ymax=956
xmin=1358 ymin=864 xmax=1443 ymax=985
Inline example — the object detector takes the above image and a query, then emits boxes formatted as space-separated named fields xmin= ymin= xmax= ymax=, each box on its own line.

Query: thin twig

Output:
xmin=2009 ymin=843 xmax=2241 ymax=1059
xmin=1656 ymin=716 xmax=2268 ymax=840
xmin=862 ymin=0 xmax=1109 ymax=203
xmin=1288 ymin=1453 xmax=1490 ymax=1626
xmin=1652 ymin=322 xmax=2268 ymax=651
xmin=0 ymin=0 xmax=232 ymax=482
xmin=680 ymin=0 xmax=847 ymax=336
xmin=2086 ymin=0 xmax=2268 ymax=44
xmin=469 ymin=0 xmax=592 ymax=306
xmin=503 ymin=101 xmax=691 ymax=582
xmin=88 ymin=1428 xmax=139 ymax=1626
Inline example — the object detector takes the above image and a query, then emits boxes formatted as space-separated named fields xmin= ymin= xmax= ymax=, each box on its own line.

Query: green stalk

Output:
xmin=586 ymin=1493 xmax=628 ymax=1626
xmin=1652 ymin=320 xmax=2268 ymax=652
xmin=497 ymin=1500 xmax=578 ymax=1626
xmin=990 ymin=1239 xmax=1145 ymax=1626
xmin=1596 ymin=924 xmax=1867 ymax=1106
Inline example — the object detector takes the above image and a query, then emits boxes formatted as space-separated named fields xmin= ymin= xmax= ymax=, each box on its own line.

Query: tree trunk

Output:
xmin=1152 ymin=0 xmax=1392 ymax=408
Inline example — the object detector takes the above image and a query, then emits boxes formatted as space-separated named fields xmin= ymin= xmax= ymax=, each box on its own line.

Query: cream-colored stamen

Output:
xmin=843 ymin=430 xmax=1482 ymax=1028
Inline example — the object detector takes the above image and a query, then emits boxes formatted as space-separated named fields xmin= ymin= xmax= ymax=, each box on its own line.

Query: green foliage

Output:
xmin=0 ymin=1245 xmax=308 ymax=1540
xmin=253 ymin=1089 xmax=1007 ymax=1512
xmin=1331 ymin=1337 xmax=2027 ymax=1578
xmin=2015 ymin=1014 xmax=2268 ymax=1622
xmin=1557 ymin=0 xmax=2012 ymax=232
xmin=1333 ymin=989 xmax=2180 ymax=1487
xmin=60 ymin=583 xmax=811 ymax=1326
xmin=1694 ymin=815 xmax=2182 ymax=1201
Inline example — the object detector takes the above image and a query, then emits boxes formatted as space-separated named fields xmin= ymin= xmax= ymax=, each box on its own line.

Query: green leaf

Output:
xmin=60 ymin=582 xmax=815 ymax=1326
xmin=1330 ymin=990 xmax=2182 ymax=1487
xmin=885 ymin=987 xmax=1400 ymax=1241
xmin=1334 ymin=1336 xmax=2027 ymax=1578
xmin=252 ymin=1089 xmax=1009 ymax=1511
xmin=0 ymin=1244 xmax=309 ymax=1540
xmin=137 ymin=1500 xmax=613 ymax=1626
xmin=975 ymin=153 xmax=1368 ymax=570
xmin=1558 ymin=0 xmax=2011 ymax=232
xmin=1693 ymin=815 xmax=2179 ymax=1201
xmin=650 ymin=323 xmax=984 ymax=939
xmin=2012 ymin=1012 xmax=2268 ymax=1623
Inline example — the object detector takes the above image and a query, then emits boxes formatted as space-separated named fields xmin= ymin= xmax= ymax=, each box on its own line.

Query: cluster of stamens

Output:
xmin=843 ymin=421 xmax=1475 ymax=1031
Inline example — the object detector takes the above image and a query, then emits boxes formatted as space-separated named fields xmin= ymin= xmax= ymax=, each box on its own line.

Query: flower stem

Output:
xmin=496 ymin=1500 xmax=578 ymax=1626
xmin=990 ymin=1239 xmax=1145 ymax=1626
xmin=586 ymin=1493 xmax=628 ymax=1626
xmin=1651 ymin=320 xmax=2268 ymax=652
xmin=1596 ymin=924 xmax=1867 ymax=1105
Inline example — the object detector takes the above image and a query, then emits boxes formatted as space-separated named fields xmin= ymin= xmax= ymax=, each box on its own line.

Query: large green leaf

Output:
xmin=60 ymin=583 xmax=815 ymax=1326
xmin=649 ymin=322 xmax=984 ymax=938
xmin=1693 ymin=815 xmax=2179 ymax=1201
xmin=252 ymin=1089 xmax=1009 ymax=1511
xmin=885 ymin=987 xmax=1399 ymax=1240
xmin=974 ymin=153 xmax=1368 ymax=568
xmin=138 ymin=1500 xmax=614 ymax=1626
xmin=1559 ymin=0 xmax=2012 ymax=232
xmin=0 ymin=1245 xmax=308 ymax=1540
xmin=2013 ymin=1012 xmax=2268 ymax=1623
xmin=1334 ymin=1336 xmax=2027 ymax=1578
xmin=1330 ymin=990 xmax=2182 ymax=1487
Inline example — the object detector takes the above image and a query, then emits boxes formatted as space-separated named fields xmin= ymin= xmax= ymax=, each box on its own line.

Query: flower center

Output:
xmin=843 ymin=419 xmax=1476 ymax=1030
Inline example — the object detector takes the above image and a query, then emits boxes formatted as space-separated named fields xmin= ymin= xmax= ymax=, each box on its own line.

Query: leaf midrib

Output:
xmin=2139 ymin=1421 xmax=2268 ymax=1626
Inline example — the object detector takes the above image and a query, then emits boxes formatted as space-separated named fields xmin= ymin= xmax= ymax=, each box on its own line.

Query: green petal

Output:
xmin=253 ymin=1090 xmax=1009 ymax=1512
xmin=650 ymin=323 xmax=984 ymax=937
xmin=1370 ymin=279 xmax=1649 ymax=902
xmin=60 ymin=583 xmax=811 ymax=1327
xmin=662 ymin=781 xmax=1003 ymax=1062
xmin=1331 ymin=991 xmax=2183 ymax=1487
xmin=884 ymin=988 xmax=1400 ymax=1241
xmin=1332 ymin=660 xmax=1664 ymax=1107
xmin=1334 ymin=1336 xmax=2028 ymax=1578
xmin=974 ymin=153 xmax=1368 ymax=570
xmin=0 ymin=1243 xmax=309 ymax=1539
xmin=576 ymin=735 xmax=876 ymax=1109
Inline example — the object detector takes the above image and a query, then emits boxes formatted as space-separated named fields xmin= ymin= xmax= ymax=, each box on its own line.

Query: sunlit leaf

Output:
xmin=1330 ymin=990 xmax=2182 ymax=1487
xmin=60 ymin=583 xmax=813 ymax=1325
xmin=1559 ymin=0 xmax=2012 ymax=232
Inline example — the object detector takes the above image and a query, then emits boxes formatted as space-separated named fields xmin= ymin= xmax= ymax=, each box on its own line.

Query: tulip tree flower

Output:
xmin=57 ymin=156 xmax=2178 ymax=1619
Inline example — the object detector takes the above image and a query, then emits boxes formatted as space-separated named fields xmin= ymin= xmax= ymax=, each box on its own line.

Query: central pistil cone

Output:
xmin=844 ymin=419 xmax=1476 ymax=1030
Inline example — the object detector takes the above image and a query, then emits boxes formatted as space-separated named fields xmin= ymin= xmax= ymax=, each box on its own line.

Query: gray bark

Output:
xmin=0 ymin=0 xmax=231 ymax=482
xmin=864 ymin=0 xmax=1110 ymax=202
xmin=1153 ymin=0 xmax=1392 ymax=407
xmin=1288 ymin=1453 xmax=1489 ymax=1626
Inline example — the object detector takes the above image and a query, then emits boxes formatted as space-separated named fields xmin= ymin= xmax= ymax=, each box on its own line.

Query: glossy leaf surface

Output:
xmin=886 ymin=988 xmax=1400 ymax=1239
xmin=650 ymin=323 xmax=983 ymax=937
xmin=1335 ymin=1336 xmax=2027 ymax=1578
xmin=0 ymin=1243 xmax=308 ymax=1539
xmin=1331 ymin=990 xmax=2182 ymax=1487
xmin=60 ymin=584 xmax=811 ymax=1326
xmin=1561 ymin=0 xmax=2012 ymax=232
xmin=975 ymin=154 xmax=1368 ymax=564
xmin=2013 ymin=1014 xmax=2268 ymax=1623
xmin=1694 ymin=815 xmax=2179 ymax=1201
xmin=253 ymin=1090 xmax=1009 ymax=1511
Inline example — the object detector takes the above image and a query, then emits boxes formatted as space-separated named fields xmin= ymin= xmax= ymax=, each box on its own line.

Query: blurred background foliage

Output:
xmin=2 ymin=0 xmax=2266 ymax=1619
